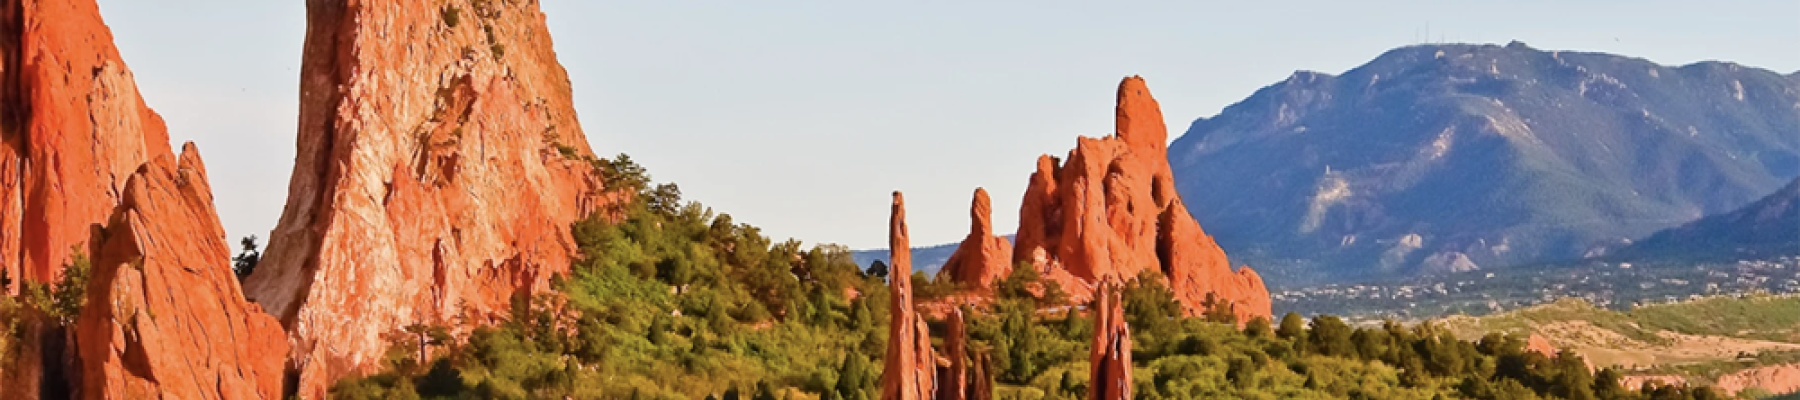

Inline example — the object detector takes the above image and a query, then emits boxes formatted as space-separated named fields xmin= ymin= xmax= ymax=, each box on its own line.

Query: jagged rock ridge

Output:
xmin=936 ymin=76 xmax=1272 ymax=323
xmin=1 ymin=0 xmax=173 ymax=290
xmin=1171 ymin=42 xmax=1800 ymax=280
xmin=76 ymin=145 xmax=288 ymax=399
xmin=0 ymin=1 xmax=285 ymax=398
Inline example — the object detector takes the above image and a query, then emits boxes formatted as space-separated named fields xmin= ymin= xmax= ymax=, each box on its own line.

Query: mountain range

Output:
xmin=1169 ymin=41 xmax=1799 ymax=282
xmin=864 ymin=42 xmax=1800 ymax=286
xmin=1613 ymin=176 xmax=1799 ymax=260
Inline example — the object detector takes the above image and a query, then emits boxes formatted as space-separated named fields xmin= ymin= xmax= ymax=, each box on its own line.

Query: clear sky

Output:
xmin=96 ymin=1 xmax=1799 ymax=250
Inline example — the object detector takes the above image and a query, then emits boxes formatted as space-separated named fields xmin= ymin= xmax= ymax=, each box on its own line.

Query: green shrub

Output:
xmin=440 ymin=5 xmax=461 ymax=28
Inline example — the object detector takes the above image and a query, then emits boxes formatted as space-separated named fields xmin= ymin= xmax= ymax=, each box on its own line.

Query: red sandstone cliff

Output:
xmin=884 ymin=192 xmax=937 ymax=400
xmin=1713 ymin=363 xmax=1800 ymax=397
xmin=75 ymin=145 xmax=287 ymax=399
xmin=941 ymin=76 xmax=1271 ymax=323
xmin=239 ymin=1 xmax=610 ymax=397
xmin=1 ymin=2 xmax=286 ymax=398
xmin=1 ymin=0 xmax=173 ymax=290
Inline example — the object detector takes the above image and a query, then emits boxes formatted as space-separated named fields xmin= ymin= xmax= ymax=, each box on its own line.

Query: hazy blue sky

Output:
xmin=96 ymin=1 xmax=1799 ymax=250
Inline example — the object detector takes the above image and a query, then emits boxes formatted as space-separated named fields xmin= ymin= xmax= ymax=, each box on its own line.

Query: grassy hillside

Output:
xmin=328 ymin=155 xmax=1738 ymax=400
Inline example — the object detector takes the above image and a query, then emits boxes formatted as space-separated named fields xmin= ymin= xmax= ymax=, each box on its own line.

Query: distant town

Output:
xmin=1275 ymin=255 xmax=1800 ymax=321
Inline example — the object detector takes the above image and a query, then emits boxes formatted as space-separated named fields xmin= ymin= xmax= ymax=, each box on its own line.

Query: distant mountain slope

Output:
xmin=1169 ymin=42 xmax=1800 ymax=280
xmin=1616 ymin=176 xmax=1800 ymax=260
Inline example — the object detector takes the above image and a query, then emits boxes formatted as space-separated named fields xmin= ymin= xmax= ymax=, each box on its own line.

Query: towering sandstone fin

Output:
xmin=884 ymin=191 xmax=937 ymax=400
xmin=75 ymin=145 xmax=288 ymax=400
xmin=936 ymin=308 xmax=969 ymax=400
xmin=1087 ymin=283 xmax=1132 ymax=400
xmin=1 ymin=0 xmax=173 ymax=290
xmin=936 ymin=188 xmax=1014 ymax=287
xmin=943 ymin=76 xmax=1271 ymax=323
xmin=1 ymin=2 xmax=283 ymax=398
xmin=240 ymin=0 xmax=610 ymax=397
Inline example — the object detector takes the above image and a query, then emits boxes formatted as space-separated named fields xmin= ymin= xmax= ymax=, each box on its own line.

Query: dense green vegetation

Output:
xmin=332 ymin=154 xmax=892 ymax=399
xmin=332 ymin=155 xmax=1743 ymax=400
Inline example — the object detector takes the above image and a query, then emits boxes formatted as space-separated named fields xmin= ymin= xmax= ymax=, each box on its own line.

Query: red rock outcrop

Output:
xmin=1714 ymin=363 xmax=1800 ymax=397
xmin=968 ymin=351 xmax=994 ymax=400
xmin=1622 ymin=363 xmax=1800 ymax=397
xmin=1525 ymin=333 xmax=1558 ymax=358
xmin=884 ymin=192 xmax=937 ymax=400
xmin=938 ymin=188 xmax=1015 ymax=288
xmin=935 ymin=308 xmax=968 ymax=400
xmin=1004 ymin=76 xmax=1270 ymax=323
xmin=239 ymin=1 xmax=612 ymax=396
xmin=1087 ymin=283 xmax=1132 ymax=400
xmin=75 ymin=145 xmax=288 ymax=400
xmin=1 ymin=2 xmax=285 ymax=398
xmin=1 ymin=0 xmax=174 ymax=291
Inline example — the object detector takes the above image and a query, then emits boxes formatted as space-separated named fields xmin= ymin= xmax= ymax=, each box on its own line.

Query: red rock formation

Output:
xmin=938 ymin=188 xmax=1015 ymax=288
xmin=1618 ymin=375 xmax=1686 ymax=391
xmin=0 ymin=2 xmax=285 ymax=397
xmin=75 ymin=145 xmax=287 ymax=400
xmin=1006 ymin=76 xmax=1271 ymax=323
xmin=1525 ymin=333 xmax=1558 ymax=358
xmin=1622 ymin=363 xmax=1800 ymax=397
xmin=968 ymin=351 xmax=994 ymax=400
xmin=884 ymin=191 xmax=936 ymax=400
xmin=1714 ymin=363 xmax=1800 ymax=397
xmin=1 ymin=0 xmax=175 ymax=291
xmin=935 ymin=308 xmax=968 ymax=400
xmin=239 ymin=1 xmax=611 ymax=396
xmin=1087 ymin=283 xmax=1132 ymax=400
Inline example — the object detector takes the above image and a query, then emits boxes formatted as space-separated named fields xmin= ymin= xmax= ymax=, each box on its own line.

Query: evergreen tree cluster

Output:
xmin=331 ymin=155 xmax=1738 ymax=400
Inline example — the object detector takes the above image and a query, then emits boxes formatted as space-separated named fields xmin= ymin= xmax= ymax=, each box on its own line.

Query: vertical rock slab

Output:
xmin=968 ymin=350 xmax=994 ymax=400
xmin=937 ymin=188 xmax=1014 ymax=288
xmin=883 ymin=191 xmax=936 ymax=400
xmin=0 ymin=1 xmax=231 ymax=397
xmin=1004 ymin=76 xmax=1271 ymax=323
xmin=935 ymin=308 xmax=968 ymax=400
xmin=1087 ymin=283 xmax=1132 ymax=400
xmin=75 ymin=145 xmax=287 ymax=399
xmin=0 ymin=0 xmax=173 ymax=291
xmin=240 ymin=1 xmax=610 ymax=396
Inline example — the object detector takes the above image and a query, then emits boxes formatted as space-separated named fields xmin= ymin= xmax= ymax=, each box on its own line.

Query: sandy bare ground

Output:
xmin=1530 ymin=321 xmax=1800 ymax=369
